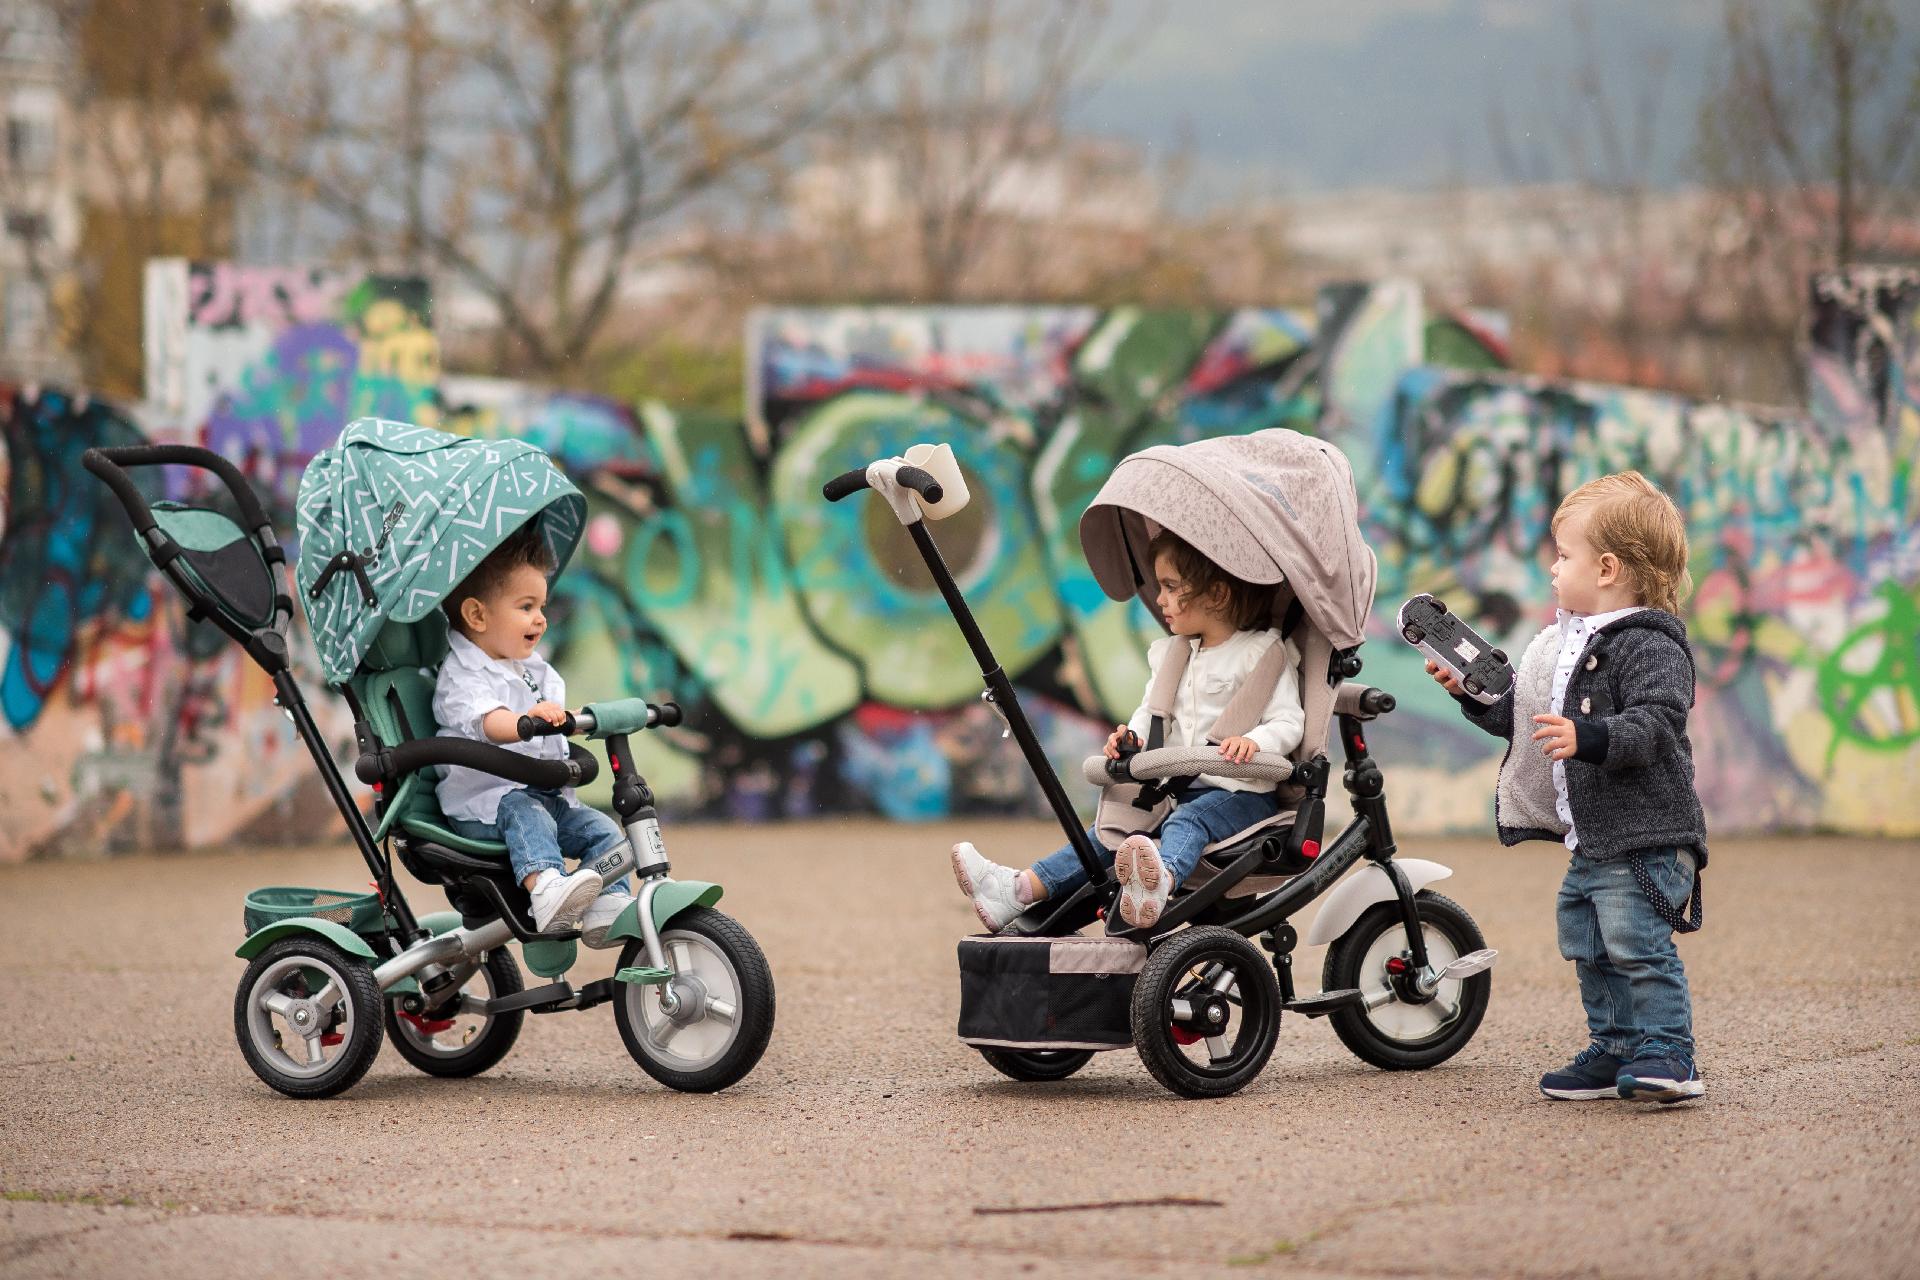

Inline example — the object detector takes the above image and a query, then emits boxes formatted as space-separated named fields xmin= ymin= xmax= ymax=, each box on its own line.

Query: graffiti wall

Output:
xmin=3 ymin=267 xmax=1912 ymax=859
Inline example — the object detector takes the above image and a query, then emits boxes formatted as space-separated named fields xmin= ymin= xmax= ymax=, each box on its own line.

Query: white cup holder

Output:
xmin=903 ymin=442 xmax=971 ymax=520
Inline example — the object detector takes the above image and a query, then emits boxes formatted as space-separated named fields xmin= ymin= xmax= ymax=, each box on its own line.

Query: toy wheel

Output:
xmin=1322 ymin=891 xmax=1491 ymax=1071
xmin=1462 ymin=676 xmax=1482 ymax=696
xmin=1432 ymin=599 xmax=1448 ymax=615
xmin=1131 ymin=927 xmax=1281 ymax=1098
xmin=384 ymin=947 xmax=524 ymax=1078
xmin=975 ymin=1047 xmax=1096 ymax=1082
xmin=1401 ymin=624 xmax=1425 ymax=644
xmin=235 ymin=936 xmax=383 ymax=1099
xmin=615 ymin=907 xmax=774 ymax=1093
xmin=1490 ymin=648 xmax=1507 ymax=664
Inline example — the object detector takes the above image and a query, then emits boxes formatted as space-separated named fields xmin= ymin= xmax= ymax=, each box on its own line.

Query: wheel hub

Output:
xmin=661 ymin=972 xmax=709 ymax=1024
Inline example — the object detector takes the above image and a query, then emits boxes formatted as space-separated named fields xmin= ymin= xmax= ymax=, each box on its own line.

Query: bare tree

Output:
xmin=244 ymin=0 xmax=900 ymax=382
xmin=1696 ymin=0 xmax=1920 ymax=374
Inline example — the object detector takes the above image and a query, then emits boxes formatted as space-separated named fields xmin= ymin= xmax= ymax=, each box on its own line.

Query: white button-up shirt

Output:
xmin=432 ymin=630 xmax=575 ymax=823
xmin=1549 ymin=607 xmax=1643 ymax=850
xmin=1126 ymin=627 xmax=1305 ymax=794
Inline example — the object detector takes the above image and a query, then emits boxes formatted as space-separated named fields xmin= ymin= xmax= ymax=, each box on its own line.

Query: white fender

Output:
xmin=1304 ymin=858 xmax=1454 ymax=947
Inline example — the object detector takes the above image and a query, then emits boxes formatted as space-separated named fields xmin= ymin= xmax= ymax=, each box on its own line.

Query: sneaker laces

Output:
xmin=1638 ymin=1039 xmax=1691 ymax=1066
xmin=1571 ymin=1043 xmax=1614 ymax=1068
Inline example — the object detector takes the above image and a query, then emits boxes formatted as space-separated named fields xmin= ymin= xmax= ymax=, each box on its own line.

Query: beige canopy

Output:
xmin=1077 ymin=428 xmax=1378 ymax=650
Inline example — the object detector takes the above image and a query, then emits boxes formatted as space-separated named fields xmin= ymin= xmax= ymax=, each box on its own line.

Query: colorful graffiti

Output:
xmin=4 ymin=268 xmax=1913 ymax=859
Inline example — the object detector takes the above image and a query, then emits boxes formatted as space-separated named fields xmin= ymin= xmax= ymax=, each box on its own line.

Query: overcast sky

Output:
xmin=1070 ymin=0 xmax=1750 ymax=200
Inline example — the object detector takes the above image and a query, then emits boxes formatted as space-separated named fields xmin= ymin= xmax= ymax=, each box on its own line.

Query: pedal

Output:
xmin=1285 ymin=988 xmax=1364 ymax=1018
xmin=614 ymin=966 xmax=672 ymax=985
xmin=1432 ymin=949 xmax=1498 ymax=982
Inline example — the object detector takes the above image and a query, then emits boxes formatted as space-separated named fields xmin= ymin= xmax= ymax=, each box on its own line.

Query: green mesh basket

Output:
xmin=243 ymin=886 xmax=385 ymax=937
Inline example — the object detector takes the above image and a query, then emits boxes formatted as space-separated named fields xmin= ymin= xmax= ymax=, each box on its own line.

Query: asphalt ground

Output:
xmin=2 ymin=822 xmax=1917 ymax=1279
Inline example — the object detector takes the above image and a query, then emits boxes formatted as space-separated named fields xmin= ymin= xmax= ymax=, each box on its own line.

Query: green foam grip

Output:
xmin=583 ymin=698 xmax=654 ymax=739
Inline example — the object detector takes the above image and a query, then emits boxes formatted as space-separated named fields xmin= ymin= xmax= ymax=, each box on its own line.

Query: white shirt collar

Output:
xmin=1556 ymin=605 xmax=1644 ymax=635
xmin=446 ymin=629 xmax=549 ymax=677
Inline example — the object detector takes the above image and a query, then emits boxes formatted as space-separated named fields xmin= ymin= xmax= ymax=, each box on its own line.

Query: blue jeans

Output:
xmin=1556 ymin=847 xmax=1697 ymax=1060
xmin=447 ymin=788 xmax=631 ymax=892
xmin=1031 ymin=786 xmax=1285 ymax=898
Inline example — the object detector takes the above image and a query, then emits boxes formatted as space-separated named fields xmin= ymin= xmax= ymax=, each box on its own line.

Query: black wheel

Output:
xmin=383 ymin=947 xmax=524 ymax=1078
xmin=1322 ymin=891 xmax=1491 ymax=1071
xmin=1131 ymin=927 xmax=1281 ymax=1098
xmin=1462 ymin=676 xmax=1482 ymax=696
xmin=1490 ymin=648 xmax=1508 ymax=664
xmin=1401 ymin=624 xmax=1425 ymax=644
xmin=235 ymin=936 xmax=384 ymax=1099
xmin=1433 ymin=599 xmax=1449 ymax=615
xmin=976 ymin=1047 xmax=1096 ymax=1082
xmin=614 ymin=907 xmax=774 ymax=1092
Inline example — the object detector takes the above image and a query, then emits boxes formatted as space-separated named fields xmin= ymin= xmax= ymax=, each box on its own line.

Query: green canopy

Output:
xmin=296 ymin=417 xmax=586 ymax=686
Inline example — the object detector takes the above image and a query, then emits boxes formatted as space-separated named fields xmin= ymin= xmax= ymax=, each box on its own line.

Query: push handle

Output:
xmin=356 ymin=737 xmax=598 ymax=790
xmin=821 ymin=464 xmax=943 ymax=505
xmin=517 ymin=700 xmax=681 ymax=741
xmin=82 ymin=444 xmax=280 ymax=558
xmin=517 ymin=711 xmax=579 ymax=740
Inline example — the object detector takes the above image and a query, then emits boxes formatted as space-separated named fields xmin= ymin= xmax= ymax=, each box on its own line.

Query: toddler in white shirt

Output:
xmin=433 ymin=525 xmax=633 ymax=942
xmin=953 ymin=529 xmax=1304 ymax=930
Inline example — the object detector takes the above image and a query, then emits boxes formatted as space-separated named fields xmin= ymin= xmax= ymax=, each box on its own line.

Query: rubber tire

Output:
xmin=614 ymin=907 xmax=775 ymax=1093
xmin=975 ymin=1047 xmax=1096 ymax=1082
xmin=1490 ymin=648 xmax=1508 ymax=664
xmin=1322 ymin=890 xmax=1492 ymax=1071
xmin=1402 ymin=624 xmax=1424 ymax=644
xmin=383 ymin=947 xmax=525 ymax=1078
xmin=1131 ymin=926 xmax=1281 ymax=1099
xmin=234 ymin=936 xmax=384 ymax=1099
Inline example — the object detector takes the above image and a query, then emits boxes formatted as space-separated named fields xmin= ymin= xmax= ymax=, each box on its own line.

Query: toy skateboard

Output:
xmin=1398 ymin=594 xmax=1513 ymax=705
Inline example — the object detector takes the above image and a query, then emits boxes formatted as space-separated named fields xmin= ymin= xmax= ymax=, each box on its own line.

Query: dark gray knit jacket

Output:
xmin=1456 ymin=608 xmax=1709 ymax=867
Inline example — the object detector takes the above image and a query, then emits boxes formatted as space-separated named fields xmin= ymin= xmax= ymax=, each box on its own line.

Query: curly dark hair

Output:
xmin=1148 ymin=528 xmax=1269 ymax=631
xmin=444 ymin=521 xmax=556 ymax=634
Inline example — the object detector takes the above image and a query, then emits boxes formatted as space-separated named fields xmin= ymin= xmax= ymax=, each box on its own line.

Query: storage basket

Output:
xmin=957 ymin=934 xmax=1145 ymax=1051
xmin=242 ymin=886 xmax=384 ymax=938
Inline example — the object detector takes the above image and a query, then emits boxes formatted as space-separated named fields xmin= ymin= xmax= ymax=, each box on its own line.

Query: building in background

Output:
xmin=0 ymin=1 xmax=80 ymax=383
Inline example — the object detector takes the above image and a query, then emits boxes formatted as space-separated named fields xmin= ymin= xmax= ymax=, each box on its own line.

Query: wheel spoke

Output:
xmin=1205 ymin=1035 xmax=1232 ymax=1062
xmin=1363 ymin=987 xmax=1398 ymax=1012
xmin=304 ymin=1034 xmax=325 ymax=1066
xmin=656 ymin=1019 xmax=685 ymax=1051
xmin=311 ymin=980 xmax=342 ymax=1012
xmin=669 ymin=941 xmax=692 ymax=973
xmin=262 ymin=992 xmax=296 ymax=1018
xmin=706 ymin=998 xmax=736 ymax=1025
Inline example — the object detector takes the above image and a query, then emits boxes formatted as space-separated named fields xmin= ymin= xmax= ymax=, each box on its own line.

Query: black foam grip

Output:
xmin=376 ymin=737 xmax=584 ymax=790
xmin=822 ymin=469 xmax=870 ymax=501
xmin=894 ymin=465 xmax=943 ymax=504
xmin=516 ymin=712 xmax=577 ymax=739
xmin=83 ymin=444 xmax=274 ymax=535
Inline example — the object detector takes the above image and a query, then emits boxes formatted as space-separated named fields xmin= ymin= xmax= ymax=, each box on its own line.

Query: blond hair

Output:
xmin=1551 ymin=471 xmax=1692 ymax=614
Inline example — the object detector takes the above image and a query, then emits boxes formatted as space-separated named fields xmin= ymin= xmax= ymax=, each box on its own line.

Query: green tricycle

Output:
xmin=85 ymin=419 xmax=774 ymax=1098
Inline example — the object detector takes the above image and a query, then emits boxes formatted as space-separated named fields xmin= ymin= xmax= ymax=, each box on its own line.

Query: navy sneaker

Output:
xmin=1617 ymin=1045 xmax=1705 ymax=1103
xmin=1539 ymin=1045 xmax=1626 ymax=1100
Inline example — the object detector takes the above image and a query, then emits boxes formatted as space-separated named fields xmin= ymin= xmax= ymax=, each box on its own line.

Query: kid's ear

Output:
xmin=1596 ymin=552 xmax=1621 ymax=586
xmin=460 ymin=596 xmax=487 ymax=632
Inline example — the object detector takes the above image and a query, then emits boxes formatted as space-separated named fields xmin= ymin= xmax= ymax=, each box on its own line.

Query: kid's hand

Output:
xmin=529 ymin=701 xmax=568 ymax=726
xmin=1425 ymin=659 xmax=1464 ymax=696
xmin=1531 ymin=714 xmax=1577 ymax=761
xmin=1105 ymin=725 xmax=1142 ymax=759
xmin=1217 ymin=735 xmax=1259 ymax=764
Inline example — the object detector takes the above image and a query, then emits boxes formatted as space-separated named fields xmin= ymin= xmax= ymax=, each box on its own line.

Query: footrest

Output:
xmin=1286 ymin=988 xmax=1363 ymax=1018
xmin=483 ymin=980 xmax=574 ymax=1014
xmin=615 ymin=966 xmax=672 ymax=985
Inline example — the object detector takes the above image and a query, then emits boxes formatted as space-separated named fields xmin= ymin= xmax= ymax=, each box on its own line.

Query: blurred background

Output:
xmin=1 ymin=0 xmax=1915 ymax=859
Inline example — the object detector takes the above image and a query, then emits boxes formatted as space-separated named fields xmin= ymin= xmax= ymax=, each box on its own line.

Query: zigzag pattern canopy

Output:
xmin=296 ymin=417 xmax=586 ymax=685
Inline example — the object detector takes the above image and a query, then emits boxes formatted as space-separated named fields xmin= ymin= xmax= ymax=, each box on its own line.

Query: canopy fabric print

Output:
xmin=295 ymin=417 xmax=586 ymax=685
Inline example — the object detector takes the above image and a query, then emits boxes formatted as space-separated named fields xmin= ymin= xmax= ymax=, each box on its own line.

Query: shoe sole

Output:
xmin=579 ymin=908 xmax=628 ymax=949
xmin=1115 ymin=838 xmax=1167 ymax=927
xmin=1540 ymin=1083 xmax=1621 ymax=1101
xmin=536 ymin=875 xmax=603 ymax=932
xmin=1617 ymin=1075 xmax=1705 ymax=1103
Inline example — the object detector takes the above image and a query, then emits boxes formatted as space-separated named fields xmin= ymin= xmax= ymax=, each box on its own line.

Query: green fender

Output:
xmin=605 ymin=880 xmax=724 ymax=946
xmin=234 ymin=917 xmax=378 ymax=961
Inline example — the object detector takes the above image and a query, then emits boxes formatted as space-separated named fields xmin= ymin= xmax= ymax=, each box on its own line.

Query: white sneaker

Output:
xmin=527 ymin=867 xmax=603 ymax=932
xmin=579 ymin=890 xmax=635 ymax=949
xmin=1115 ymin=835 xmax=1171 ymax=927
xmin=951 ymin=842 xmax=1026 ymax=932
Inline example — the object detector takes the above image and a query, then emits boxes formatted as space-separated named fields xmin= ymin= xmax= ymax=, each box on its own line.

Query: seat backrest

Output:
xmin=348 ymin=612 xmax=454 ymax=830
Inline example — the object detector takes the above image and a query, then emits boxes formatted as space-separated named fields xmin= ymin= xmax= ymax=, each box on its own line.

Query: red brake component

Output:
xmin=397 ymin=1011 xmax=456 ymax=1035
xmin=1385 ymin=956 xmax=1409 ymax=975
xmin=320 ymin=1032 xmax=344 ymax=1046
xmin=1301 ymin=839 xmax=1321 ymax=859
xmin=1170 ymin=1024 xmax=1203 ymax=1045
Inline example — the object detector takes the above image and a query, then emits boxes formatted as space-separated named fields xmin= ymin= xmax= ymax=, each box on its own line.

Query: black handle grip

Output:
xmin=822 ymin=469 xmax=869 ymax=501
xmin=1360 ymin=688 xmax=1396 ymax=715
xmin=650 ymin=701 xmax=683 ymax=728
xmin=358 ymin=736 xmax=596 ymax=790
xmin=517 ymin=712 xmax=578 ymax=740
xmin=820 ymin=465 xmax=943 ymax=505
xmin=83 ymin=444 xmax=275 ymax=537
